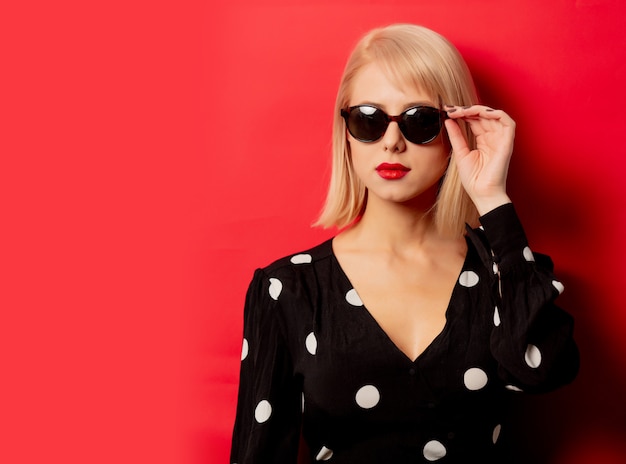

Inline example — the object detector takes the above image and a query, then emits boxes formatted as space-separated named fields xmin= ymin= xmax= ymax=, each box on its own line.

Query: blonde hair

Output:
xmin=314 ymin=24 xmax=480 ymax=237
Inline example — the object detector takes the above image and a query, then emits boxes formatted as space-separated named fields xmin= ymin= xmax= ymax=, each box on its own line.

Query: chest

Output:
xmin=295 ymin=252 xmax=497 ymax=421
xmin=335 ymin=252 xmax=465 ymax=362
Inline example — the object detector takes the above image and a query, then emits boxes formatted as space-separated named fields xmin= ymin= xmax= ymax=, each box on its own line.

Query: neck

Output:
xmin=349 ymin=186 xmax=441 ymax=250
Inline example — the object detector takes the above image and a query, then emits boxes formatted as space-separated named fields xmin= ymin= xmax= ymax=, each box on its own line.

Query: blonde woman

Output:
xmin=231 ymin=24 xmax=579 ymax=463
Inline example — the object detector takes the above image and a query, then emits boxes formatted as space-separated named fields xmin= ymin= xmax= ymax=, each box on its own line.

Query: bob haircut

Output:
xmin=315 ymin=24 xmax=480 ymax=237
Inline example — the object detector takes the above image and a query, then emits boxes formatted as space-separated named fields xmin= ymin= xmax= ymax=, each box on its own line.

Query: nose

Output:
xmin=381 ymin=121 xmax=406 ymax=153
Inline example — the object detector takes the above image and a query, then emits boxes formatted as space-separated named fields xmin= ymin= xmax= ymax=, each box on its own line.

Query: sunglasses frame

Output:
xmin=340 ymin=104 xmax=449 ymax=145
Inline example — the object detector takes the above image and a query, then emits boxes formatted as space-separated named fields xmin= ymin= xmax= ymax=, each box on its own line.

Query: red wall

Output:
xmin=2 ymin=1 xmax=625 ymax=463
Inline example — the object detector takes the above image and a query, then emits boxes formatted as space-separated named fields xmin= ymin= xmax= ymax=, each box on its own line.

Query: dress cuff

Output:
xmin=478 ymin=203 xmax=530 ymax=271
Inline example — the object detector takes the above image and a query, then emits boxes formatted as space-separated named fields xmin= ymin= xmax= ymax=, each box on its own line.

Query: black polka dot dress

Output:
xmin=230 ymin=204 xmax=579 ymax=463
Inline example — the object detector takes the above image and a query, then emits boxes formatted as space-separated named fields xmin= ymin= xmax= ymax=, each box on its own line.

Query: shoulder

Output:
xmin=243 ymin=239 xmax=337 ymax=332
xmin=247 ymin=238 xmax=336 ymax=297
xmin=261 ymin=238 xmax=335 ymax=276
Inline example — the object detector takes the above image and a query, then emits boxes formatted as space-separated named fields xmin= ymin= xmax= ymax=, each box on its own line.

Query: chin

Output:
xmin=379 ymin=190 xmax=435 ymax=206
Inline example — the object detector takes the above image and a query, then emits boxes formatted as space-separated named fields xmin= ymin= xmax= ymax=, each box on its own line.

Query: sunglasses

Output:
xmin=340 ymin=104 xmax=448 ymax=145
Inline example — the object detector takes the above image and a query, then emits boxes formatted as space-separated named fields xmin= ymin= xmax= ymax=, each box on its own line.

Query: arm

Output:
xmin=477 ymin=204 xmax=579 ymax=392
xmin=447 ymin=105 xmax=579 ymax=392
xmin=230 ymin=269 xmax=302 ymax=463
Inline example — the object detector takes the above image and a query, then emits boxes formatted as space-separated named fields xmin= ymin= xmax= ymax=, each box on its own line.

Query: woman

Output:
xmin=230 ymin=24 xmax=579 ymax=463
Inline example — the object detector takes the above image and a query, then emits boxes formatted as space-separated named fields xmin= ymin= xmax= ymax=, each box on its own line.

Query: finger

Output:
xmin=445 ymin=107 xmax=495 ymax=139
xmin=444 ymin=118 xmax=470 ymax=158
xmin=445 ymin=105 xmax=515 ymax=143
xmin=445 ymin=104 xmax=513 ymax=124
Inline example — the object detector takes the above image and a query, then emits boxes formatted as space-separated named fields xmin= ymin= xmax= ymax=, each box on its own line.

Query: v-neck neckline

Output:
xmin=328 ymin=237 xmax=470 ymax=365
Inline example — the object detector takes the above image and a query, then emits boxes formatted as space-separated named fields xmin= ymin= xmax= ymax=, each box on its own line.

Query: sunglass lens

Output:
xmin=401 ymin=107 xmax=442 ymax=144
xmin=347 ymin=106 xmax=387 ymax=142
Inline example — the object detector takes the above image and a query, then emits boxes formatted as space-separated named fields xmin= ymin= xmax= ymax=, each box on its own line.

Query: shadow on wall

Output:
xmin=468 ymin=52 xmax=626 ymax=464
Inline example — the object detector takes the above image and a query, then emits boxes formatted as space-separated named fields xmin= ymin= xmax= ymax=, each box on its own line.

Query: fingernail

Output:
xmin=486 ymin=108 xmax=495 ymax=112
xmin=462 ymin=105 xmax=472 ymax=109
xmin=447 ymin=108 xmax=458 ymax=113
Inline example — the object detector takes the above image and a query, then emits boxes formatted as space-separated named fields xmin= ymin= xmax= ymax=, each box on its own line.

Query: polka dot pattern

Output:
xmin=459 ymin=270 xmax=479 ymax=287
xmin=345 ymin=288 xmax=363 ymax=306
xmin=316 ymin=446 xmax=333 ymax=461
xmin=423 ymin=440 xmax=447 ymax=461
xmin=552 ymin=280 xmax=565 ymax=294
xmin=355 ymin=385 xmax=380 ymax=409
xmin=254 ymin=400 xmax=272 ymax=423
xmin=232 ymin=225 xmax=579 ymax=461
xmin=523 ymin=246 xmax=535 ymax=262
xmin=493 ymin=306 xmax=501 ymax=327
xmin=268 ymin=278 xmax=282 ymax=300
xmin=463 ymin=367 xmax=488 ymax=391
xmin=306 ymin=332 xmax=318 ymax=355
xmin=525 ymin=344 xmax=542 ymax=368
xmin=241 ymin=338 xmax=249 ymax=361
xmin=290 ymin=253 xmax=312 ymax=264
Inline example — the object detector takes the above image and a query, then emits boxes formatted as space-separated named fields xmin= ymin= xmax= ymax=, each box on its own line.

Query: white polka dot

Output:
xmin=305 ymin=332 xmax=317 ymax=355
xmin=290 ymin=253 xmax=312 ymax=264
xmin=345 ymin=288 xmax=363 ymax=306
xmin=355 ymin=385 xmax=380 ymax=409
xmin=254 ymin=400 xmax=272 ymax=423
xmin=505 ymin=384 xmax=523 ymax=392
xmin=315 ymin=446 xmax=333 ymax=461
xmin=493 ymin=306 xmax=501 ymax=327
xmin=459 ymin=270 xmax=479 ymax=287
xmin=241 ymin=338 xmax=249 ymax=361
xmin=492 ymin=424 xmax=502 ymax=444
xmin=268 ymin=278 xmax=282 ymax=300
xmin=492 ymin=262 xmax=499 ymax=274
xmin=463 ymin=367 xmax=488 ymax=391
xmin=552 ymin=280 xmax=565 ymax=294
xmin=523 ymin=246 xmax=535 ymax=262
xmin=423 ymin=440 xmax=447 ymax=461
xmin=525 ymin=344 xmax=542 ymax=368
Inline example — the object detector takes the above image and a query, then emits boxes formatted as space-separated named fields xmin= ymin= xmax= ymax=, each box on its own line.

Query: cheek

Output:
xmin=348 ymin=143 xmax=372 ymax=168
xmin=435 ymin=126 xmax=451 ymax=151
xmin=439 ymin=147 xmax=451 ymax=172
xmin=425 ymin=141 xmax=450 ymax=172
xmin=349 ymin=153 xmax=369 ymax=180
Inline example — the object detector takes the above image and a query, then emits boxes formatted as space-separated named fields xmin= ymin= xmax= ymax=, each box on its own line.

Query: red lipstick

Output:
xmin=376 ymin=163 xmax=410 ymax=180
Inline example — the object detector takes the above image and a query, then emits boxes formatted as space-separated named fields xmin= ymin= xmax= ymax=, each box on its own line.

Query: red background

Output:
xmin=2 ymin=1 xmax=625 ymax=463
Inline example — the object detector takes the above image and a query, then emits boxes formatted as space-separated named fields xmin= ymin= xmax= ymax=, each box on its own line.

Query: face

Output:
xmin=346 ymin=62 xmax=449 ymax=207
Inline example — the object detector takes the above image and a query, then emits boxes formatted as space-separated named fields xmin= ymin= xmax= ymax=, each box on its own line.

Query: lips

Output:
xmin=376 ymin=163 xmax=410 ymax=180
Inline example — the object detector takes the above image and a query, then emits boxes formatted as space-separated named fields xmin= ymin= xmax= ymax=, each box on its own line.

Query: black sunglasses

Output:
xmin=340 ymin=104 xmax=448 ymax=145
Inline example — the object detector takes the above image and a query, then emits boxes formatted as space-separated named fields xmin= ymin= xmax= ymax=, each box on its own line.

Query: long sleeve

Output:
xmin=468 ymin=203 xmax=579 ymax=393
xmin=230 ymin=269 xmax=303 ymax=464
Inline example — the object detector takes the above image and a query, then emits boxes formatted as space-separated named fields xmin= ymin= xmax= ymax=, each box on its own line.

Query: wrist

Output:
xmin=472 ymin=194 xmax=512 ymax=216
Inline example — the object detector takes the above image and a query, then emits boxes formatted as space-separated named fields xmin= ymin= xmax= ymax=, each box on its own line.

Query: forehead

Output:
xmin=349 ymin=61 xmax=436 ymax=109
